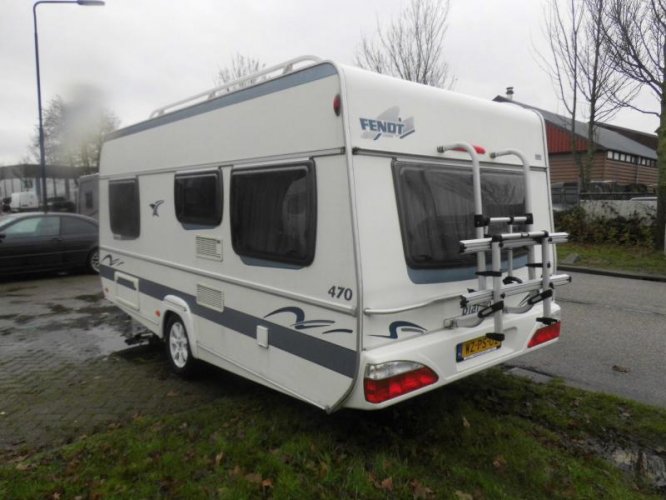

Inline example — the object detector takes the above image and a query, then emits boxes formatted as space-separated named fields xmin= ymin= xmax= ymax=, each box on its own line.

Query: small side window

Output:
xmin=231 ymin=163 xmax=316 ymax=266
xmin=109 ymin=179 xmax=140 ymax=239
xmin=174 ymin=171 xmax=223 ymax=226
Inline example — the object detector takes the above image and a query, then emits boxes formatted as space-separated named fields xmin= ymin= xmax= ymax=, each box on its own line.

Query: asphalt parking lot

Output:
xmin=0 ymin=273 xmax=230 ymax=455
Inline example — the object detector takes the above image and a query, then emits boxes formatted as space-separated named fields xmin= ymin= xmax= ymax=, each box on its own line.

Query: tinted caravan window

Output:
xmin=231 ymin=163 xmax=316 ymax=266
xmin=174 ymin=170 xmax=222 ymax=226
xmin=109 ymin=179 xmax=140 ymax=239
xmin=393 ymin=162 xmax=525 ymax=269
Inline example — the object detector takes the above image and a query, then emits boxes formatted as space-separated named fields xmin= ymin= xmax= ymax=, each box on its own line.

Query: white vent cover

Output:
xmin=196 ymin=284 xmax=224 ymax=311
xmin=196 ymin=235 xmax=222 ymax=261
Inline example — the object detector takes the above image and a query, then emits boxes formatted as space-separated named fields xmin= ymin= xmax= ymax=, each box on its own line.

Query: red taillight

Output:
xmin=528 ymin=322 xmax=561 ymax=348
xmin=364 ymin=363 xmax=438 ymax=404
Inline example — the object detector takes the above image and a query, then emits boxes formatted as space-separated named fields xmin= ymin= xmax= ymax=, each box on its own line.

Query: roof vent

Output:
xmin=506 ymin=86 xmax=514 ymax=100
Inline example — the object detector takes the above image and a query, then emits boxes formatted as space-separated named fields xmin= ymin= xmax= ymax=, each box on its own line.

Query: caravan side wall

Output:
xmin=99 ymin=64 xmax=361 ymax=410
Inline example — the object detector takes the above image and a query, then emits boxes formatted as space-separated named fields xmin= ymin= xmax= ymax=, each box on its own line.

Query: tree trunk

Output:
xmin=656 ymin=89 xmax=666 ymax=249
xmin=583 ymin=111 xmax=596 ymax=190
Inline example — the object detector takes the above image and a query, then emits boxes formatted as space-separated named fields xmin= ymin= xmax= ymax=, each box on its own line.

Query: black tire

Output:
xmin=165 ymin=315 xmax=196 ymax=377
xmin=87 ymin=248 xmax=100 ymax=274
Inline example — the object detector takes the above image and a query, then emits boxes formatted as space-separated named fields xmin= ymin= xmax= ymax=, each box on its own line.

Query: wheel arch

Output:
xmin=160 ymin=295 xmax=198 ymax=359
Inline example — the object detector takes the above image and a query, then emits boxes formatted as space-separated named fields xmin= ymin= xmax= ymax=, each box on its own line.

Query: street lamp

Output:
xmin=33 ymin=0 xmax=105 ymax=211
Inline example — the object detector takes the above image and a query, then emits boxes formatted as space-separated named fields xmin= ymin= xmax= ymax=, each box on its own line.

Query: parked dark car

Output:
xmin=0 ymin=212 xmax=98 ymax=277
xmin=47 ymin=196 xmax=76 ymax=212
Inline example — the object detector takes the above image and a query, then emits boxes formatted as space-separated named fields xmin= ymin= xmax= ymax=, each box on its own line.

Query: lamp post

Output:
xmin=33 ymin=0 xmax=105 ymax=211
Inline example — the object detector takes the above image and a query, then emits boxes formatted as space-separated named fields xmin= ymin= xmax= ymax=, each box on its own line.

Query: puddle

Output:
xmin=74 ymin=293 xmax=105 ymax=303
xmin=572 ymin=438 xmax=666 ymax=492
xmin=87 ymin=323 xmax=139 ymax=356
xmin=47 ymin=303 xmax=72 ymax=314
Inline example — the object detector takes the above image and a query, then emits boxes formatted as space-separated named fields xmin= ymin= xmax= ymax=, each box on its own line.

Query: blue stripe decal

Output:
xmin=104 ymin=63 xmax=339 ymax=142
xmin=116 ymin=276 xmax=136 ymax=290
xmin=99 ymin=265 xmax=355 ymax=377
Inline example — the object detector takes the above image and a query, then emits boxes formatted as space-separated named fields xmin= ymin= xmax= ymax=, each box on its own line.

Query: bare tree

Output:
xmin=603 ymin=0 xmax=666 ymax=248
xmin=216 ymin=53 xmax=266 ymax=88
xmin=28 ymin=93 xmax=119 ymax=174
xmin=540 ymin=0 xmax=638 ymax=189
xmin=540 ymin=0 xmax=585 ymax=182
xmin=356 ymin=0 xmax=455 ymax=89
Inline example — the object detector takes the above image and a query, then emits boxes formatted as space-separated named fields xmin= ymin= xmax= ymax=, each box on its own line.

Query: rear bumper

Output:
xmin=344 ymin=304 xmax=561 ymax=409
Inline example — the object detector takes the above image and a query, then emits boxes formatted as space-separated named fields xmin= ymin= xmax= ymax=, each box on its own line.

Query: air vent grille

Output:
xmin=196 ymin=236 xmax=222 ymax=261
xmin=196 ymin=284 xmax=224 ymax=312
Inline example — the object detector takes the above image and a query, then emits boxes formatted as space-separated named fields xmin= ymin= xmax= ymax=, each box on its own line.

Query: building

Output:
xmin=0 ymin=164 xmax=80 ymax=202
xmin=493 ymin=95 xmax=658 ymax=190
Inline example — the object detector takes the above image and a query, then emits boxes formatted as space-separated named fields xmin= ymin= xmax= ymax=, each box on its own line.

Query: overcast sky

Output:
xmin=0 ymin=0 xmax=659 ymax=165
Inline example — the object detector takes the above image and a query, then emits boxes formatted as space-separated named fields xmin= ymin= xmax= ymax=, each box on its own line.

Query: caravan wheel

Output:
xmin=165 ymin=315 xmax=196 ymax=377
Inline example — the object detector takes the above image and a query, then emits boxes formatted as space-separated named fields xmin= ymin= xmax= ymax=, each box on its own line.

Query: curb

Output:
xmin=558 ymin=265 xmax=666 ymax=283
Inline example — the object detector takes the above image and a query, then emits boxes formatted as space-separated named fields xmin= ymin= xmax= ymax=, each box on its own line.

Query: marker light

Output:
xmin=333 ymin=94 xmax=342 ymax=116
xmin=452 ymin=145 xmax=486 ymax=155
xmin=528 ymin=321 xmax=561 ymax=348
xmin=364 ymin=361 xmax=438 ymax=404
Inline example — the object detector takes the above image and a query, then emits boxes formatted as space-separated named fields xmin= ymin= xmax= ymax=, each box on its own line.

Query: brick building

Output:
xmin=493 ymin=96 xmax=658 ymax=190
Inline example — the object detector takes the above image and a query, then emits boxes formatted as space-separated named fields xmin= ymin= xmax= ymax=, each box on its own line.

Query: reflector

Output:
xmin=452 ymin=145 xmax=486 ymax=155
xmin=333 ymin=94 xmax=342 ymax=116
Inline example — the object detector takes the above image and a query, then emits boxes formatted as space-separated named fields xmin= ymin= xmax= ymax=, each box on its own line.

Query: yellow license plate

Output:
xmin=456 ymin=335 xmax=501 ymax=362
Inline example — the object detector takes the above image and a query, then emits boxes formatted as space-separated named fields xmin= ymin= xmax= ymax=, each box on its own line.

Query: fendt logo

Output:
xmin=360 ymin=106 xmax=415 ymax=140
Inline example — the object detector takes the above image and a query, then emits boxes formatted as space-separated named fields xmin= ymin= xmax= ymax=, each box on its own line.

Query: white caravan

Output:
xmin=99 ymin=57 xmax=570 ymax=411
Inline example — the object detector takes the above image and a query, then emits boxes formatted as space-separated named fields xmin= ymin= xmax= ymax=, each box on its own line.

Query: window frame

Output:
xmin=230 ymin=161 xmax=317 ymax=266
xmin=174 ymin=169 xmax=223 ymax=227
xmin=109 ymin=178 xmax=140 ymax=240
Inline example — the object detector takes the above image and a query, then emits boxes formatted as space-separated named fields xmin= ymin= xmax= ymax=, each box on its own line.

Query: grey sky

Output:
xmin=0 ymin=0 xmax=659 ymax=165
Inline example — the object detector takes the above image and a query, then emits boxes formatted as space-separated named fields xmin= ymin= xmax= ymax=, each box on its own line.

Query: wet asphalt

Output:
xmin=512 ymin=270 xmax=666 ymax=408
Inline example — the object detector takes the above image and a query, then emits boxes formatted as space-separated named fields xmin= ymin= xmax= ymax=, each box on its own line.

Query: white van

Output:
xmin=9 ymin=192 xmax=39 ymax=212
xmin=99 ymin=57 xmax=570 ymax=411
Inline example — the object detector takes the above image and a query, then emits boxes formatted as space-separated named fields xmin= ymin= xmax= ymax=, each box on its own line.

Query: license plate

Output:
xmin=456 ymin=335 xmax=501 ymax=362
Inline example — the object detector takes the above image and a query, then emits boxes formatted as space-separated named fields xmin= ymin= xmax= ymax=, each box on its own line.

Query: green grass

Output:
xmin=2 ymin=369 xmax=664 ymax=499
xmin=558 ymin=243 xmax=666 ymax=276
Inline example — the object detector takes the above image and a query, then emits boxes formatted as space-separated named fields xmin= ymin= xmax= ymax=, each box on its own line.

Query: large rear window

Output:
xmin=393 ymin=162 xmax=526 ymax=269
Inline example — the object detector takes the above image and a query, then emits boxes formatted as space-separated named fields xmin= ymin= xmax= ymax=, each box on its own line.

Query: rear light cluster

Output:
xmin=364 ymin=361 xmax=438 ymax=404
xmin=528 ymin=321 xmax=561 ymax=348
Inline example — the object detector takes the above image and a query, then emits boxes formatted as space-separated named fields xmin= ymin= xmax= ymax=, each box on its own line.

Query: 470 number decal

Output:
xmin=328 ymin=286 xmax=353 ymax=301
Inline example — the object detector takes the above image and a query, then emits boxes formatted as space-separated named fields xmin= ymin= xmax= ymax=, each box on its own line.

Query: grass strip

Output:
xmin=558 ymin=243 xmax=666 ymax=276
xmin=1 ymin=369 xmax=664 ymax=499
